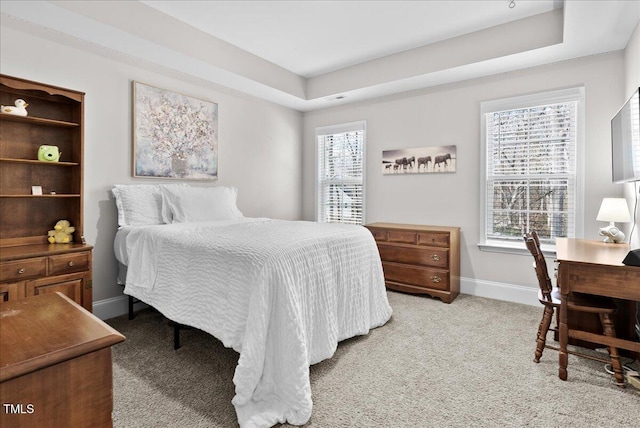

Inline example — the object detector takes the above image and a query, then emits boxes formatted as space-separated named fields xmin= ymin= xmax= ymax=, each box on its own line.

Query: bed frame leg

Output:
xmin=167 ymin=320 xmax=192 ymax=350
xmin=128 ymin=295 xmax=135 ymax=320
xmin=127 ymin=295 xmax=144 ymax=320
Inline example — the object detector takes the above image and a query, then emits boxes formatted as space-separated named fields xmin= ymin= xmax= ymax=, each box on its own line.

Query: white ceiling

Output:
xmin=141 ymin=0 xmax=561 ymax=78
xmin=1 ymin=1 xmax=639 ymax=111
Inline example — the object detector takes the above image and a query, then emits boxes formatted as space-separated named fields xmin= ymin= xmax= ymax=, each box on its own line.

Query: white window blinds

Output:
xmin=481 ymin=88 xmax=584 ymax=247
xmin=316 ymin=121 xmax=366 ymax=225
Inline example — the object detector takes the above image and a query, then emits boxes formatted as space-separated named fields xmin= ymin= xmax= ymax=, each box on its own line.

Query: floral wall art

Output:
xmin=133 ymin=81 xmax=218 ymax=179
xmin=382 ymin=145 xmax=457 ymax=175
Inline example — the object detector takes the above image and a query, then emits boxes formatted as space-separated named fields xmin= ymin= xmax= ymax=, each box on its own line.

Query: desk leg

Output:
xmin=600 ymin=314 xmax=625 ymax=385
xmin=558 ymin=277 xmax=569 ymax=381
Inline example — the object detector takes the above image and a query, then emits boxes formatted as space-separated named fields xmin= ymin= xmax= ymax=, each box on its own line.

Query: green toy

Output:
xmin=38 ymin=145 xmax=61 ymax=162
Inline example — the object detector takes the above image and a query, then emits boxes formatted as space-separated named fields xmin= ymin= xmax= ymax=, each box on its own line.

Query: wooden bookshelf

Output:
xmin=0 ymin=74 xmax=92 ymax=311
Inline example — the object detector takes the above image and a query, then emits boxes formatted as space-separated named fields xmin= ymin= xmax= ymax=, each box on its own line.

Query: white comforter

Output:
xmin=118 ymin=218 xmax=392 ymax=427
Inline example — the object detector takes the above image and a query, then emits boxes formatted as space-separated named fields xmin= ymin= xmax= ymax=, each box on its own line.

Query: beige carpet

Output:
xmin=107 ymin=291 xmax=639 ymax=427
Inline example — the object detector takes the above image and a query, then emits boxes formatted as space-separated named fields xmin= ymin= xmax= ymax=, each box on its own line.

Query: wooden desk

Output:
xmin=556 ymin=238 xmax=640 ymax=383
xmin=0 ymin=292 xmax=125 ymax=427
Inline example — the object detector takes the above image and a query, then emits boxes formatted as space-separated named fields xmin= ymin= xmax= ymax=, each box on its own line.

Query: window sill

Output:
xmin=478 ymin=240 xmax=557 ymax=257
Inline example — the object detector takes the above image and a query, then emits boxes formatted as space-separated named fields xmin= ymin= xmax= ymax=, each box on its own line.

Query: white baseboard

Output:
xmin=460 ymin=276 xmax=538 ymax=307
xmin=92 ymin=294 xmax=148 ymax=321
xmin=92 ymin=278 xmax=537 ymax=320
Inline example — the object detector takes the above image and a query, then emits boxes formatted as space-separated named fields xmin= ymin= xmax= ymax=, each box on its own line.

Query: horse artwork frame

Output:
xmin=382 ymin=145 xmax=456 ymax=175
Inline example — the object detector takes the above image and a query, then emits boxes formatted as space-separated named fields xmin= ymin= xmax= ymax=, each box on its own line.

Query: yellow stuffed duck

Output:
xmin=47 ymin=220 xmax=75 ymax=244
xmin=1 ymin=99 xmax=29 ymax=116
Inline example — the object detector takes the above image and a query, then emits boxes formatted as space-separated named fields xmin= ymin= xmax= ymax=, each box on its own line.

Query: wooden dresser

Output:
xmin=365 ymin=223 xmax=460 ymax=303
xmin=0 ymin=292 xmax=124 ymax=427
xmin=0 ymin=243 xmax=93 ymax=311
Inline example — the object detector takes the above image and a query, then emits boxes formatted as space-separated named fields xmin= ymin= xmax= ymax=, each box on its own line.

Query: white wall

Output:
xmin=1 ymin=26 xmax=303 ymax=317
xmin=623 ymin=21 xmax=640 ymax=249
xmin=303 ymin=52 xmax=625 ymax=298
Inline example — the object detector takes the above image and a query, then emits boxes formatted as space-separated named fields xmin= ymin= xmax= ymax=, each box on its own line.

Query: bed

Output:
xmin=111 ymin=184 xmax=392 ymax=428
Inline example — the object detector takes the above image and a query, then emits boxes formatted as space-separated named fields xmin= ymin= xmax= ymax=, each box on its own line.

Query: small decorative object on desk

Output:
xmin=38 ymin=145 xmax=62 ymax=162
xmin=0 ymin=98 xmax=28 ymax=116
xmin=47 ymin=219 xmax=75 ymax=244
xmin=598 ymin=225 xmax=626 ymax=244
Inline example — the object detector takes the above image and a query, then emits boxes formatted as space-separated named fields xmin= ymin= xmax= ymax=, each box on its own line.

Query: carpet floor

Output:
xmin=107 ymin=291 xmax=639 ymax=427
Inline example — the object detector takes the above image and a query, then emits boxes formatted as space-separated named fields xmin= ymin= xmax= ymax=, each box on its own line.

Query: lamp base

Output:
xmin=598 ymin=224 xmax=625 ymax=243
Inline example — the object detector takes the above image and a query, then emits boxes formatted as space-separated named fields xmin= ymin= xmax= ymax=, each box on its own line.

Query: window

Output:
xmin=480 ymin=87 xmax=584 ymax=252
xmin=316 ymin=121 xmax=366 ymax=225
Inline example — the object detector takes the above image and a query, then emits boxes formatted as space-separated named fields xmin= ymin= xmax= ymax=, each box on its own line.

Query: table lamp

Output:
xmin=596 ymin=198 xmax=631 ymax=243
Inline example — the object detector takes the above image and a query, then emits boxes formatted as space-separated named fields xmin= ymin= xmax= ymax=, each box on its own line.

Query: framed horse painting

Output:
xmin=382 ymin=145 xmax=456 ymax=175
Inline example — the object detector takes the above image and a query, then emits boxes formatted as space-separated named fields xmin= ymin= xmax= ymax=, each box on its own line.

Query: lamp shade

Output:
xmin=596 ymin=198 xmax=631 ymax=223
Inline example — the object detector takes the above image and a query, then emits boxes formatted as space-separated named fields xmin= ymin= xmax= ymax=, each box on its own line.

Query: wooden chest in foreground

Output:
xmin=0 ymin=292 xmax=124 ymax=427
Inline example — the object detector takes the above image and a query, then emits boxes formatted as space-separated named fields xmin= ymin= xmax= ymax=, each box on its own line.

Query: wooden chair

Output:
xmin=523 ymin=231 xmax=626 ymax=385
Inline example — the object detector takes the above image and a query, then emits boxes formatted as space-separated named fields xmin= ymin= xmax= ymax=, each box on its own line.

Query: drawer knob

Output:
xmin=68 ymin=261 xmax=75 ymax=267
xmin=17 ymin=268 xmax=25 ymax=274
xmin=430 ymin=254 xmax=441 ymax=261
xmin=431 ymin=275 xmax=441 ymax=283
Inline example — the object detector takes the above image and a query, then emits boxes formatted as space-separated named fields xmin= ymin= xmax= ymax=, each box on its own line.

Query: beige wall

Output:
xmin=0 ymin=26 xmax=303 ymax=313
xmin=303 ymin=52 xmax=625 ymax=295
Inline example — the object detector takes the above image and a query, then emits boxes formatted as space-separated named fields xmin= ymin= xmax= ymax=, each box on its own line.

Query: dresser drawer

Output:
xmin=387 ymin=230 xmax=417 ymax=244
xmin=382 ymin=262 xmax=449 ymax=291
xmin=378 ymin=244 xmax=449 ymax=269
xmin=48 ymin=252 xmax=90 ymax=276
xmin=0 ymin=257 xmax=47 ymax=282
xmin=368 ymin=228 xmax=388 ymax=242
xmin=417 ymin=232 xmax=450 ymax=248
xmin=27 ymin=272 xmax=84 ymax=303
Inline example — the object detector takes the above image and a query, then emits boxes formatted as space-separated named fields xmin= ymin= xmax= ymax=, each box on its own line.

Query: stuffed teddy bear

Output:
xmin=47 ymin=219 xmax=75 ymax=244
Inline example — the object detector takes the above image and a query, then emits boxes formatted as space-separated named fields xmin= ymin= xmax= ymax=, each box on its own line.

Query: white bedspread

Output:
xmin=118 ymin=218 xmax=392 ymax=428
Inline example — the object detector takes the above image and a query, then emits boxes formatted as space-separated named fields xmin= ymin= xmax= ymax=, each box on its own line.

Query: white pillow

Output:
xmin=160 ymin=185 xmax=243 ymax=223
xmin=112 ymin=184 xmax=187 ymax=227
xmin=160 ymin=185 xmax=177 ymax=224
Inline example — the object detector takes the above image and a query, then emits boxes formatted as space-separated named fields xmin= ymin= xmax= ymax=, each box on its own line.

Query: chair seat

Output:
xmin=538 ymin=288 xmax=617 ymax=314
